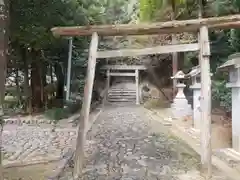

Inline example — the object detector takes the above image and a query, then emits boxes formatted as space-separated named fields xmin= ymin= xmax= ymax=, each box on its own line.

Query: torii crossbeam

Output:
xmin=52 ymin=15 xmax=240 ymax=36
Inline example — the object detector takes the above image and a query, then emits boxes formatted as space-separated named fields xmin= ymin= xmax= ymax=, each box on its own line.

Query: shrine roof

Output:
xmin=218 ymin=53 xmax=240 ymax=71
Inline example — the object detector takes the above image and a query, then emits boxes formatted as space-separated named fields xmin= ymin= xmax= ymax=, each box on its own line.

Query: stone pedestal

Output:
xmin=190 ymin=83 xmax=201 ymax=129
xmin=227 ymin=83 xmax=240 ymax=152
xmin=171 ymin=83 xmax=192 ymax=119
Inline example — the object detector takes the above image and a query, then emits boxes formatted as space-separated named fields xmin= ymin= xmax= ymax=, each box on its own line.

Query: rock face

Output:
xmin=141 ymin=83 xmax=160 ymax=99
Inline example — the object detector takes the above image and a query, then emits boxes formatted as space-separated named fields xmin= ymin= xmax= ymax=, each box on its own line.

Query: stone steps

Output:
xmin=108 ymin=90 xmax=136 ymax=93
xmin=108 ymin=98 xmax=136 ymax=102
xmin=108 ymin=95 xmax=136 ymax=99
xmin=108 ymin=92 xmax=136 ymax=96
xmin=107 ymin=88 xmax=136 ymax=103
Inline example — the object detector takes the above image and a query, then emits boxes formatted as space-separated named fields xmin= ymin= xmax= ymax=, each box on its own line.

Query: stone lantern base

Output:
xmin=171 ymin=83 xmax=192 ymax=120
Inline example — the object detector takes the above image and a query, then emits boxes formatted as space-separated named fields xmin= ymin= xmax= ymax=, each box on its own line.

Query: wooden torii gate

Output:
xmin=51 ymin=15 xmax=240 ymax=179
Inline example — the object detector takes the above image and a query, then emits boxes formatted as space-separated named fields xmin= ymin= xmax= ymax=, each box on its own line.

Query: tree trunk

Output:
xmin=0 ymin=0 xmax=8 ymax=178
xmin=0 ymin=124 xmax=3 ymax=180
xmin=23 ymin=52 xmax=31 ymax=114
xmin=50 ymin=64 xmax=54 ymax=98
xmin=41 ymin=62 xmax=47 ymax=109
xmin=50 ymin=64 xmax=53 ymax=84
xmin=15 ymin=67 xmax=21 ymax=106
xmin=0 ymin=0 xmax=8 ymax=115
xmin=178 ymin=52 xmax=185 ymax=70
xmin=31 ymin=52 xmax=43 ymax=112
xmin=54 ymin=63 xmax=64 ymax=107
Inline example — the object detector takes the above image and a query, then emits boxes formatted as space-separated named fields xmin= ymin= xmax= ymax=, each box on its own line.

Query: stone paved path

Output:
xmin=3 ymin=124 xmax=77 ymax=167
xmin=2 ymin=110 xmax=102 ymax=180
xmin=60 ymin=105 xmax=228 ymax=180
xmin=2 ymin=105 xmax=229 ymax=180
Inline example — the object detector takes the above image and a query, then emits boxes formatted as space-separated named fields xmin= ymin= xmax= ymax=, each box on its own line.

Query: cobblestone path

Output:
xmin=3 ymin=125 xmax=77 ymax=166
xmin=60 ymin=105 xmax=223 ymax=180
xmin=3 ymin=124 xmax=78 ymax=180
xmin=3 ymin=105 xmax=229 ymax=180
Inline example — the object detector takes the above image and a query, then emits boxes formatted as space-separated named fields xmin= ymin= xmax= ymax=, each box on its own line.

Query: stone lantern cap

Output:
xmin=218 ymin=53 xmax=240 ymax=72
xmin=218 ymin=53 xmax=240 ymax=88
xmin=186 ymin=65 xmax=213 ymax=78
xmin=186 ymin=65 xmax=200 ymax=78
xmin=171 ymin=70 xmax=186 ymax=79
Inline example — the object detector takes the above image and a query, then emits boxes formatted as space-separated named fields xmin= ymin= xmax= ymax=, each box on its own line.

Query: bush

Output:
xmin=65 ymin=100 xmax=82 ymax=114
xmin=44 ymin=99 xmax=82 ymax=123
xmin=44 ymin=107 xmax=70 ymax=122
xmin=212 ymin=80 xmax=231 ymax=112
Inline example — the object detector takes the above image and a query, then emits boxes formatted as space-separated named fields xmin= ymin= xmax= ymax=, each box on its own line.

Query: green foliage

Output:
xmin=230 ymin=29 xmax=240 ymax=52
xmin=44 ymin=107 xmax=69 ymax=122
xmin=210 ymin=0 xmax=237 ymax=16
xmin=139 ymin=0 xmax=188 ymax=21
xmin=234 ymin=0 xmax=240 ymax=10
xmin=7 ymin=0 xmax=131 ymax=113
xmin=10 ymin=0 xmax=84 ymax=51
xmin=44 ymin=100 xmax=81 ymax=122
xmin=8 ymin=0 xmax=240 ymax=116
xmin=212 ymin=80 xmax=231 ymax=112
xmin=210 ymin=31 xmax=234 ymax=73
xmin=161 ymin=0 xmax=187 ymax=11
xmin=65 ymin=100 xmax=82 ymax=114
xmin=139 ymin=0 xmax=161 ymax=21
xmin=209 ymin=0 xmax=240 ymax=111
xmin=208 ymin=31 xmax=233 ymax=111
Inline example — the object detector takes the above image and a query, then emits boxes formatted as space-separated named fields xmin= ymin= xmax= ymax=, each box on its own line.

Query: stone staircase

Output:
xmin=108 ymin=88 xmax=136 ymax=103
xmin=107 ymin=82 xmax=136 ymax=104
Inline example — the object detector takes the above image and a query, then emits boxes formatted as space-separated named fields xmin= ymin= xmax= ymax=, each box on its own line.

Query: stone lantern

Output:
xmin=218 ymin=53 xmax=240 ymax=152
xmin=186 ymin=66 xmax=201 ymax=129
xmin=171 ymin=71 xmax=192 ymax=120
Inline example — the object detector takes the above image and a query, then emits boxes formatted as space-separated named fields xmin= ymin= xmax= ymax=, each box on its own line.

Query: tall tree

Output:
xmin=0 ymin=0 xmax=8 ymax=178
xmin=9 ymin=0 xmax=88 ymax=112
xmin=0 ymin=0 xmax=8 ymax=115
xmin=168 ymin=0 xmax=187 ymax=95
